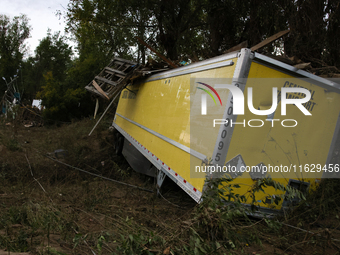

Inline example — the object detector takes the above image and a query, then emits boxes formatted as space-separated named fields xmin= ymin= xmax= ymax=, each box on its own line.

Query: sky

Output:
xmin=1 ymin=0 xmax=73 ymax=56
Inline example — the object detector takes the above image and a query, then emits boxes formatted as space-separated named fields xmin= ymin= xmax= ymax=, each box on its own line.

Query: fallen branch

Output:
xmin=280 ymin=222 xmax=340 ymax=242
xmin=311 ymin=66 xmax=340 ymax=72
xmin=25 ymin=154 xmax=53 ymax=203
xmin=136 ymin=36 xmax=178 ymax=68
xmin=45 ymin=154 xmax=154 ymax=193
xmin=251 ymin=30 xmax=290 ymax=51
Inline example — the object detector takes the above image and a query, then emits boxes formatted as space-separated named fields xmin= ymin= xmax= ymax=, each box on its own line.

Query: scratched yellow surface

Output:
xmin=224 ymin=62 xmax=340 ymax=209
xmin=114 ymin=57 xmax=340 ymax=211
xmin=115 ymin=58 xmax=238 ymax=192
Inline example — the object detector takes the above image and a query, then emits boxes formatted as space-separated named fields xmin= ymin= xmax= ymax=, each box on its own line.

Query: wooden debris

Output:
xmin=265 ymin=54 xmax=294 ymax=65
xmin=92 ymin=80 xmax=110 ymax=100
xmin=319 ymin=73 xmax=340 ymax=78
xmin=24 ymin=123 xmax=34 ymax=128
xmin=311 ymin=66 xmax=340 ymax=72
xmin=251 ymin=30 xmax=290 ymax=51
xmin=294 ymin=62 xmax=311 ymax=70
xmin=289 ymin=56 xmax=303 ymax=64
xmin=136 ymin=36 xmax=178 ymax=68
xmin=85 ymin=58 xmax=140 ymax=100
xmin=224 ymin=40 xmax=248 ymax=54
xmin=329 ymin=73 xmax=340 ymax=78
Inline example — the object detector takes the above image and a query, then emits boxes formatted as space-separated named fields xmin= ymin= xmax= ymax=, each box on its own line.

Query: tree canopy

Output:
xmin=1 ymin=0 xmax=339 ymax=122
xmin=35 ymin=31 xmax=93 ymax=122
xmin=0 ymin=14 xmax=30 ymax=94
xmin=64 ymin=0 xmax=340 ymax=68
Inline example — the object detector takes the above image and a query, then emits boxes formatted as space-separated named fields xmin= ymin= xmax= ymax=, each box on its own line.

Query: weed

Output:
xmin=169 ymin=175 xmax=307 ymax=254
xmin=2 ymin=137 xmax=21 ymax=151
xmin=0 ymin=118 xmax=338 ymax=255
xmin=115 ymin=232 xmax=164 ymax=255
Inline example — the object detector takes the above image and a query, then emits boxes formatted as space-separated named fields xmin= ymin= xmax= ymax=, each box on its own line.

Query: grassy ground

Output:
xmin=0 ymin=114 xmax=340 ymax=255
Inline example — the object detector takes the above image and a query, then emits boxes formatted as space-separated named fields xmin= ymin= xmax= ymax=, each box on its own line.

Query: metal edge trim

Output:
xmin=146 ymin=54 xmax=237 ymax=82
xmin=115 ymin=113 xmax=207 ymax=161
xmin=202 ymin=49 xmax=253 ymax=193
xmin=112 ymin=122 xmax=202 ymax=202
xmin=211 ymin=48 xmax=253 ymax=167
xmin=323 ymin=111 xmax=340 ymax=178
xmin=253 ymin=53 xmax=340 ymax=91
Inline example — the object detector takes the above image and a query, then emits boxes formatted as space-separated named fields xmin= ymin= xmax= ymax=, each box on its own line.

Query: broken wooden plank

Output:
xmin=294 ymin=62 xmax=311 ymax=70
xmin=265 ymin=54 xmax=294 ymax=65
xmin=251 ymin=30 xmax=290 ymax=51
xmin=92 ymin=80 xmax=110 ymax=100
xmin=85 ymin=86 xmax=108 ymax=99
xmin=136 ymin=36 xmax=178 ymax=68
xmin=114 ymin=57 xmax=137 ymax=66
xmin=224 ymin=41 xmax=248 ymax=54
xmin=88 ymin=91 xmax=121 ymax=136
xmin=95 ymin=76 xmax=118 ymax=86
xmin=104 ymin=70 xmax=126 ymax=79
xmin=105 ymin=67 xmax=127 ymax=76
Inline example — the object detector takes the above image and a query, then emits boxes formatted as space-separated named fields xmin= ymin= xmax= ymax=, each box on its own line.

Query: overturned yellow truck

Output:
xmin=111 ymin=49 xmax=340 ymax=214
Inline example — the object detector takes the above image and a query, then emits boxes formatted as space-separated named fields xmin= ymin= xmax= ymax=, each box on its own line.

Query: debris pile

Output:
xmin=21 ymin=105 xmax=43 ymax=127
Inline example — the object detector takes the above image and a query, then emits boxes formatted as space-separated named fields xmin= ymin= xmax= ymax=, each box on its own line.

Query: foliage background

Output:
xmin=1 ymin=0 xmax=339 ymax=121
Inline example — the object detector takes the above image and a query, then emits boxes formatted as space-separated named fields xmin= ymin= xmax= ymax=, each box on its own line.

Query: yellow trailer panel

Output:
xmin=112 ymin=49 xmax=340 ymax=213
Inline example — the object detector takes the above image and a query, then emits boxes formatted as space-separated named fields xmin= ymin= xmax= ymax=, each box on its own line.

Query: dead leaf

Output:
xmin=163 ymin=246 xmax=170 ymax=255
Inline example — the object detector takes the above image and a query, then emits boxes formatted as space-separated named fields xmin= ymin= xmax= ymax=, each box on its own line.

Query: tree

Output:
xmin=0 ymin=14 xmax=30 ymax=94
xmin=35 ymin=30 xmax=73 ymax=83
xmin=118 ymin=0 xmax=156 ymax=64
xmin=324 ymin=0 xmax=340 ymax=67
xmin=202 ymin=0 xmax=247 ymax=56
xmin=22 ymin=30 xmax=73 ymax=103
xmin=65 ymin=0 xmax=206 ymax=62
xmin=66 ymin=0 xmax=136 ymax=64
xmin=283 ymin=0 xmax=327 ymax=63
xmin=34 ymin=31 xmax=87 ymax=122
xmin=64 ymin=0 xmax=340 ymax=69
xmin=150 ymin=0 xmax=204 ymax=60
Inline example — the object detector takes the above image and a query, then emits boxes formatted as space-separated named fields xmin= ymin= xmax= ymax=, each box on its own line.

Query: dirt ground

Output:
xmin=0 ymin=116 xmax=340 ymax=254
